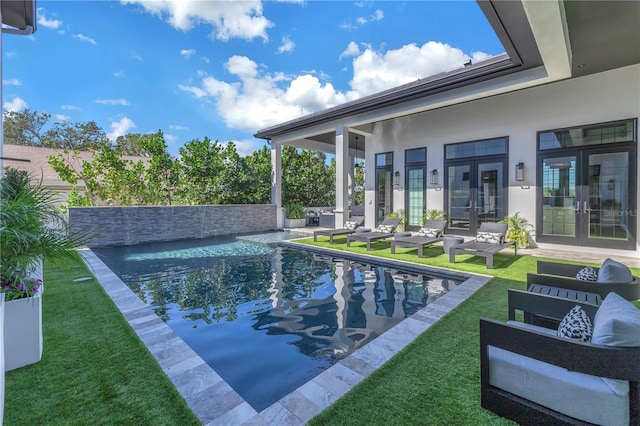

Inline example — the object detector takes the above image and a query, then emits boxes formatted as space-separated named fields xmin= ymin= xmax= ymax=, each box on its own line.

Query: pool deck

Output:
xmin=82 ymin=243 xmax=491 ymax=425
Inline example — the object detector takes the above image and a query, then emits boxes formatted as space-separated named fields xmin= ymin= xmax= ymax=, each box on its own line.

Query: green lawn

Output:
xmin=5 ymin=241 xmax=638 ymax=425
xmin=4 ymin=260 xmax=200 ymax=425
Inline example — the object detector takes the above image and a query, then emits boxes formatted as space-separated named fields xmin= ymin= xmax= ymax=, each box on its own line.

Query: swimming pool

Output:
xmin=92 ymin=232 xmax=465 ymax=412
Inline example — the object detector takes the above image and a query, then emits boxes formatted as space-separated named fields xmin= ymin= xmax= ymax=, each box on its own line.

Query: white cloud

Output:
xmin=277 ymin=37 xmax=295 ymax=54
xmin=228 ymin=139 xmax=261 ymax=157
xmin=169 ymin=124 xmax=190 ymax=131
xmin=74 ymin=34 xmax=97 ymax=45
xmin=164 ymin=133 xmax=178 ymax=142
xmin=113 ymin=71 xmax=126 ymax=78
xmin=107 ymin=117 xmax=136 ymax=141
xmin=53 ymin=114 xmax=70 ymax=121
xmin=178 ymin=84 xmax=208 ymax=99
xmin=37 ymin=9 xmax=63 ymax=29
xmin=62 ymin=104 xmax=81 ymax=111
xmin=130 ymin=50 xmax=144 ymax=62
xmin=349 ymin=41 xmax=488 ymax=95
xmin=95 ymin=98 xmax=130 ymax=106
xmin=3 ymin=96 xmax=28 ymax=112
xmin=180 ymin=55 xmax=358 ymax=131
xmin=181 ymin=49 xmax=196 ymax=59
xmin=2 ymin=78 xmax=21 ymax=86
xmin=178 ymin=42 xmax=491 ymax=132
xmin=372 ymin=9 xmax=384 ymax=21
xmin=339 ymin=41 xmax=360 ymax=60
xmin=121 ymin=0 xmax=273 ymax=41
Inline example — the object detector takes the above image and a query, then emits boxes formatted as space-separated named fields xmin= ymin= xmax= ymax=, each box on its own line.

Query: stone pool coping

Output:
xmin=81 ymin=244 xmax=490 ymax=425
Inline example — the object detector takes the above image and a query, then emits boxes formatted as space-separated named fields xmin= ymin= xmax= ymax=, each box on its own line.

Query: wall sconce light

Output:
xmin=515 ymin=162 xmax=525 ymax=181
xmin=430 ymin=169 xmax=438 ymax=185
xmin=393 ymin=170 xmax=400 ymax=186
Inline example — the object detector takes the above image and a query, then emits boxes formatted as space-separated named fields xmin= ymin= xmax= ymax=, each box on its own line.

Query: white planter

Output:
xmin=284 ymin=218 xmax=305 ymax=228
xmin=4 ymin=289 xmax=42 ymax=372
xmin=3 ymin=277 xmax=43 ymax=372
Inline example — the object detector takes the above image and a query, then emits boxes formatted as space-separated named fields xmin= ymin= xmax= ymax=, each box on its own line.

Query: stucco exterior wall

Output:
xmin=69 ymin=205 xmax=277 ymax=247
xmin=365 ymin=64 xmax=640 ymax=255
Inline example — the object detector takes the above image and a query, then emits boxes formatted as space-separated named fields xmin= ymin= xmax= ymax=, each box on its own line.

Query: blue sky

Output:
xmin=2 ymin=1 xmax=504 ymax=156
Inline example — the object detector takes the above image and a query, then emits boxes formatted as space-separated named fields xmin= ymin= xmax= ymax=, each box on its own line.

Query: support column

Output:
xmin=335 ymin=127 xmax=350 ymax=227
xmin=271 ymin=143 xmax=283 ymax=228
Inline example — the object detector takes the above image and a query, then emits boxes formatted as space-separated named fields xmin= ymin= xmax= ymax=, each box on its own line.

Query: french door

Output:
xmin=537 ymin=146 xmax=636 ymax=249
xmin=446 ymin=159 xmax=507 ymax=236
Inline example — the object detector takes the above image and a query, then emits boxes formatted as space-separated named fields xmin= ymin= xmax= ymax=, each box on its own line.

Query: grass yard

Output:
xmin=4 ymin=260 xmax=200 ymax=425
xmin=5 ymin=239 xmax=638 ymax=424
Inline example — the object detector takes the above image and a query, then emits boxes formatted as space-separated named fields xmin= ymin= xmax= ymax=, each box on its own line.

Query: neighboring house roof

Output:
xmin=254 ymin=0 xmax=640 ymax=143
xmin=2 ymin=144 xmax=150 ymax=185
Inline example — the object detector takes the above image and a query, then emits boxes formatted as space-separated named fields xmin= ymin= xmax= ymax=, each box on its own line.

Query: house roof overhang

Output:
xmin=1 ymin=0 xmax=37 ymax=35
xmin=254 ymin=0 xmax=639 ymax=147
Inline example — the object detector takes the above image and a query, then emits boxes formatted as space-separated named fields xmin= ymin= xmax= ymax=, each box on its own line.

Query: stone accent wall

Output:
xmin=69 ymin=205 xmax=277 ymax=247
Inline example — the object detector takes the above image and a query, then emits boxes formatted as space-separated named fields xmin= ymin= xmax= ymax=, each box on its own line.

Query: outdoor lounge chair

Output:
xmin=527 ymin=259 xmax=640 ymax=301
xmin=390 ymin=220 xmax=447 ymax=258
xmin=313 ymin=216 xmax=366 ymax=244
xmin=449 ymin=222 xmax=516 ymax=269
xmin=346 ymin=217 xmax=402 ymax=250
xmin=480 ymin=290 xmax=640 ymax=425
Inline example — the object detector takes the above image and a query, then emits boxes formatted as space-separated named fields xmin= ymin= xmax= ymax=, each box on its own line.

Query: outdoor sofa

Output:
xmin=346 ymin=217 xmax=402 ymax=251
xmin=481 ymin=290 xmax=640 ymax=425
xmin=449 ymin=222 xmax=516 ymax=269
xmin=313 ymin=216 xmax=367 ymax=244
xmin=390 ymin=220 xmax=447 ymax=258
xmin=528 ymin=258 xmax=640 ymax=301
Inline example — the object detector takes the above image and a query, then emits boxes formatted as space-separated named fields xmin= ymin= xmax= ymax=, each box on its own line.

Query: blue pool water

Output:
xmin=93 ymin=232 xmax=463 ymax=411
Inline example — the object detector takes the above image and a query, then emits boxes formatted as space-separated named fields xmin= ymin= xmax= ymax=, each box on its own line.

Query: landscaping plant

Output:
xmin=500 ymin=211 xmax=534 ymax=248
xmin=0 ymin=167 xmax=87 ymax=300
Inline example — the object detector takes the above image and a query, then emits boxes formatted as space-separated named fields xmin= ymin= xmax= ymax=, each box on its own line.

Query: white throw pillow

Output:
xmin=557 ymin=305 xmax=593 ymax=342
xmin=374 ymin=224 xmax=393 ymax=233
xmin=597 ymin=258 xmax=633 ymax=284
xmin=476 ymin=231 xmax=503 ymax=244
xmin=417 ymin=228 xmax=440 ymax=238
xmin=576 ymin=266 xmax=598 ymax=282
xmin=344 ymin=221 xmax=357 ymax=230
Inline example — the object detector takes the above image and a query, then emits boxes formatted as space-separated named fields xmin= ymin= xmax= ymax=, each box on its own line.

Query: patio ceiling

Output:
xmin=1 ymin=0 xmax=37 ymax=34
xmin=254 ymin=0 xmax=640 ymax=152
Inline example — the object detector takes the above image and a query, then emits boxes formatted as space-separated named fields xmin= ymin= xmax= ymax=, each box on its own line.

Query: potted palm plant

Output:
xmin=1 ymin=168 xmax=87 ymax=371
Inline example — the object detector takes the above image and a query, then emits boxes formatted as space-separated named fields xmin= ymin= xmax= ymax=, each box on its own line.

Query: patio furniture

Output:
xmin=313 ymin=216 xmax=366 ymax=244
xmin=528 ymin=259 xmax=640 ymax=301
xmin=346 ymin=218 xmax=402 ymax=251
xmin=449 ymin=223 xmax=516 ymax=269
xmin=442 ymin=235 xmax=464 ymax=255
xmin=481 ymin=291 xmax=640 ymax=425
xmin=391 ymin=220 xmax=447 ymax=258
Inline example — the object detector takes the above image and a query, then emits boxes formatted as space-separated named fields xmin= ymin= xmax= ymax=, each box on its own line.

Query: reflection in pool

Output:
xmin=93 ymin=234 xmax=462 ymax=411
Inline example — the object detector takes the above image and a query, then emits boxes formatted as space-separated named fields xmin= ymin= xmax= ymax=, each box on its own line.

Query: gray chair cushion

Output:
xmin=592 ymin=292 xmax=640 ymax=348
xmin=597 ymin=258 xmax=633 ymax=284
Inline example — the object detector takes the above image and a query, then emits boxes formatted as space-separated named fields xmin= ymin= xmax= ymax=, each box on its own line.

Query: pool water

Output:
xmin=93 ymin=232 xmax=462 ymax=411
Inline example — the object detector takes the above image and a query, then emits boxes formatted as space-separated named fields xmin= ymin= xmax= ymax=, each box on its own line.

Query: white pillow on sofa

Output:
xmin=592 ymin=292 xmax=640 ymax=396
xmin=597 ymin=258 xmax=633 ymax=284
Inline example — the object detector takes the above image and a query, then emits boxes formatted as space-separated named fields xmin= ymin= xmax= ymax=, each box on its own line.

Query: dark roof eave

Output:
xmin=254 ymin=54 xmax=519 ymax=140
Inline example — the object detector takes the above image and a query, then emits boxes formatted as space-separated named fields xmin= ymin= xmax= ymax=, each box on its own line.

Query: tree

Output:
xmin=114 ymin=132 xmax=154 ymax=156
xmin=282 ymin=147 xmax=335 ymax=207
xmin=3 ymin=109 xmax=108 ymax=150
xmin=178 ymin=137 xmax=227 ymax=204
xmin=219 ymin=144 xmax=272 ymax=204
xmin=3 ymin=109 xmax=52 ymax=147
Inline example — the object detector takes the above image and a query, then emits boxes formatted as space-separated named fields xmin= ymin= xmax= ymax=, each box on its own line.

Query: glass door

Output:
xmin=446 ymin=159 xmax=506 ymax=236
xmin=405 ymin=167 xmax=425 ymax=231
xmin=375 ymin=153 xmax=394 ymax=225
xmin=537 ymin=147 xmax=635 ymax=249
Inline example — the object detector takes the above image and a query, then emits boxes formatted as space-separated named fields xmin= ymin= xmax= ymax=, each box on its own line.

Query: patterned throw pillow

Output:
xmin=374 ymin=224 xmax=394 ymax=233
xmin=476 ymin=231 xmax=503 ymax=244
xmin=344 ymin=221 xmax=357 ymax=230
xmin=417 ymin=228 xmax=440 ymax=238
xmin=557 ymin=305 xmax=593 ymax=342
xmin=576 ymin=266 xmax=598 ymax=282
